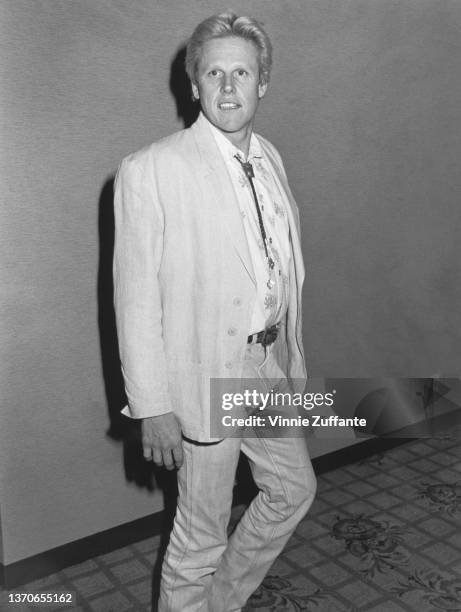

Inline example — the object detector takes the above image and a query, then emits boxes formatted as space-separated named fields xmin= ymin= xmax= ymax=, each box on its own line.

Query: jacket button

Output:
xmin=228 ymin=327 xmax=237 ymax=336
xmin=225 ymin=361 xmax=233 ymax=369
xmin=233 ymin=297 xmax=242 ymax=306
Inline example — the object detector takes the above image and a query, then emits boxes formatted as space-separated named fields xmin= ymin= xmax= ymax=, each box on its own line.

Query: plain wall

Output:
xmin=1 ymin=0 xmax=460 ymax=564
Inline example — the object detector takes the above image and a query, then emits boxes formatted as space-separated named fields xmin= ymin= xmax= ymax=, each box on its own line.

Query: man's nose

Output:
xmin=221 ymin=74 xmax=235 ymax=93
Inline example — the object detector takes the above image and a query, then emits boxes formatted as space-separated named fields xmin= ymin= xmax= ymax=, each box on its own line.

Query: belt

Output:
xmin=247 ymin=324 xmax=279 ymax=347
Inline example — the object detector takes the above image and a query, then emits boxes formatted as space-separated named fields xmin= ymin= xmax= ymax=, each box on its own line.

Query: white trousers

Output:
xmin=158 ymin=344 xmax=317 ymax=612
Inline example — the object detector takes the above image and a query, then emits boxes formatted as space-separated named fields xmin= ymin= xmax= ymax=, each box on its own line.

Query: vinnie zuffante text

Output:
xmin=220 ymin=389 xmax=367 ymax=429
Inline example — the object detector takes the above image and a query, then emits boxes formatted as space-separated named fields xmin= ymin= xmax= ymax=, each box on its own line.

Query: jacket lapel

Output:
xmin=260 ymin=140 xmax=305 ymax=283
xmin=190 ymin=116 xmax=256 ymax=286
xmin=259 ymin=140 xmax=306 ymax=373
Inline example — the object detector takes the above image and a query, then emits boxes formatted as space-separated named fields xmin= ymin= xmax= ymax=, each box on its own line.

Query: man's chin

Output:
xmin=213 ymin=114 xmax=250 ymax=132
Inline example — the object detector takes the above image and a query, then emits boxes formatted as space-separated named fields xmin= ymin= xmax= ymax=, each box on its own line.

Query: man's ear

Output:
xmin=191 ymin=82 xmax=199 ymax=100
xmin=258 ymin=81 xmax=268 ymax=99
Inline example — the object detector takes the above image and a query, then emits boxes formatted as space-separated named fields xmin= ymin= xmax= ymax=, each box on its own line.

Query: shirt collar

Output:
xmin=201 ymin=112 xmax=263 ymax=163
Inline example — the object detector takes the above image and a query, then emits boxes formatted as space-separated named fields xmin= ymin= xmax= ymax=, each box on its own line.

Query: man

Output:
xmin=114 ymin=11 xmax=316 ymax=612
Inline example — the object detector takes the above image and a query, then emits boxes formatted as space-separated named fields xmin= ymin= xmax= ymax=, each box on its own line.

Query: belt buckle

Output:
xmin=261 ymin=325 xmax=278 ymax=347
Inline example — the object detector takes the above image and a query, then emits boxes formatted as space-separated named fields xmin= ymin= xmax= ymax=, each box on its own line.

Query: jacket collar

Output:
xmin=190 ymin=113 xmax=256 ymax=285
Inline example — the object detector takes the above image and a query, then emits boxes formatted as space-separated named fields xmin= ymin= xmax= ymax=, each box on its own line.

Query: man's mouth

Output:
xmin=218 ymin=102 xmax=240 ymax=111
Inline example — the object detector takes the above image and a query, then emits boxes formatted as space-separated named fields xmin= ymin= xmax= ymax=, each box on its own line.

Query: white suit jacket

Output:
xmin=113 ymin=114 xmax=306 ymax=441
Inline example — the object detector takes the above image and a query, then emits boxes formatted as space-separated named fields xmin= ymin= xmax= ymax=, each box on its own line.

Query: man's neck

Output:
xmin=200 ymin=113 xmax=254 ymax=159
xmin=224 ymin=129 xmax=252 ymax=159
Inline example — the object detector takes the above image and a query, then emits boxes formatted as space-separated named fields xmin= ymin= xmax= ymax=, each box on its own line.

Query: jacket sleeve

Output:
xmin=113 ymin=154 xmax=173 ymax=418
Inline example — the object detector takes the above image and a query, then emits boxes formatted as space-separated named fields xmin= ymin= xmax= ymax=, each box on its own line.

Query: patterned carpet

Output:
xmin=4 ymin=432 xmax=461 ymax=611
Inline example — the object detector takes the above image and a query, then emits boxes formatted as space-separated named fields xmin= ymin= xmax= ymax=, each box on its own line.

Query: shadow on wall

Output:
xmin=97 ymin=175 xmax=155 ymax=488
xmin=170 ymin=45 xmax=200 ymax=128
xmin=97 ymin=43 xmax=199 ymax=480
xmin=97 ymin=173 xmax=179 ymax=609
xmin=96 ymin=45 xmax=202 ymax=607
xmin=97 ymin=44 xmax=199 ymax=489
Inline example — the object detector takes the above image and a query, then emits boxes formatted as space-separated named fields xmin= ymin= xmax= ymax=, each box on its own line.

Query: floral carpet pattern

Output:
xmin=418 ymin=482 xmax=461 ymax=517
xmin=331 ymin=515 xmax=408 ymax=576
xmin=243 ymin=433 xmax=461 ymax=611
xmin=3 ymin=431 xmax=461 ymax=611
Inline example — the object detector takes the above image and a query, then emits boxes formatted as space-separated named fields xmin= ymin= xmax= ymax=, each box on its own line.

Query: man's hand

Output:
xmin=142 ymin=412 xmax=184 ymax=470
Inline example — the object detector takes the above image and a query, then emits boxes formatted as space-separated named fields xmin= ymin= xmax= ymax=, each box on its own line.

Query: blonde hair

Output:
xmin=185 ymin=11 xmax=272 ymax=85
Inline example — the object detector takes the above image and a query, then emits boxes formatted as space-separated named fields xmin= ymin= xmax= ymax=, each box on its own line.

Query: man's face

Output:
xmin=191 ymin=36 xmax=268 ymax=150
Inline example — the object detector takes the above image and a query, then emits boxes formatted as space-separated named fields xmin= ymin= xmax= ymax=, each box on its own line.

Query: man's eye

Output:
xmin=209 ymin=70 xmax=221 ymax=77
xmin=236 ymin=70 xmax=247 ymax=77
